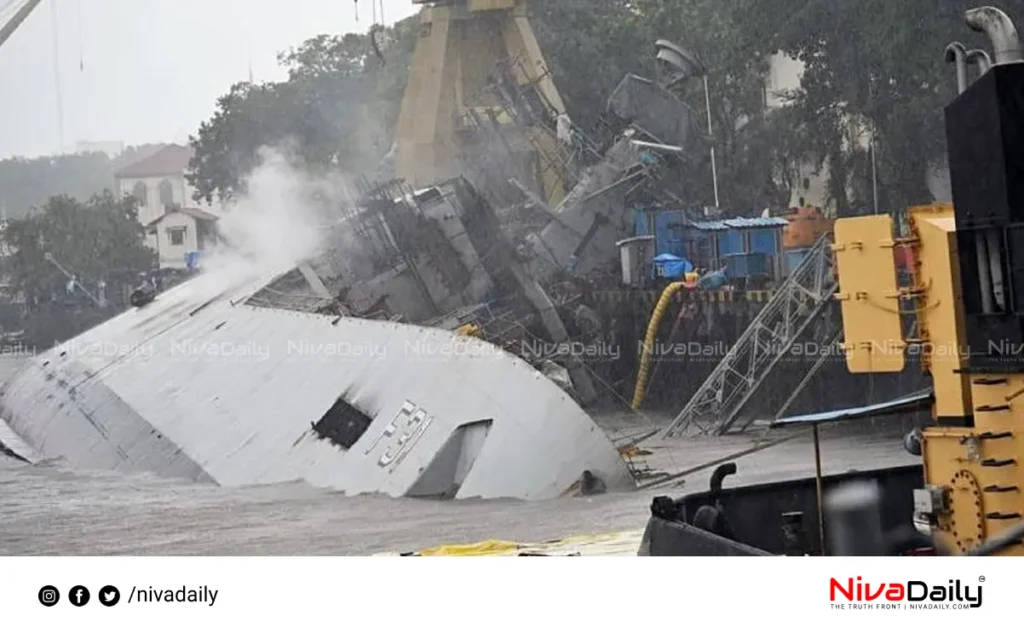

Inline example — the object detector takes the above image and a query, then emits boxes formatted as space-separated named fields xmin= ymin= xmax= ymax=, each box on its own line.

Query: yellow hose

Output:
xmin=631 ymin=281 xmax=688 ymax=409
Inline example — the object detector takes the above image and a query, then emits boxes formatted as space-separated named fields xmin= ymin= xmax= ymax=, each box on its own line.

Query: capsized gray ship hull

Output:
xmin=0 ymin=264 xmax=633 ymax=500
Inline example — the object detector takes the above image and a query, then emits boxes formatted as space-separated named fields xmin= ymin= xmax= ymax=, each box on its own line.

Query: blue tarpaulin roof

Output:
xmin=652 ymin=253 xmax=685 ymax=262
xmin=652 ymin=253 xmax=694 ymax=278
xmin=770 ymin=389 xmax=934 ymax=428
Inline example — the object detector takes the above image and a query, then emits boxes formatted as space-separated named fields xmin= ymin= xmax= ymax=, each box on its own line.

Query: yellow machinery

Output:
xmin=826 ymin=5 xmax=1024 ymax=557
xmin=638 ymin=5 xmax=1024 ymax=558
xmin=833 ymin=205 xmax=1023 ymax=555
xmin=829 ymin=5 xmax=1024 ymax=556
xmin=394 ymin=0 xmax=570 ymax=206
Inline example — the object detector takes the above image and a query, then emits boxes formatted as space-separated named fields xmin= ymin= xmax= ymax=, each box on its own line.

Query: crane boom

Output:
xmin=0 ymin=0 xmax=44 ymax=52
xmin=394 ymin=0 xmax=570 ymax=207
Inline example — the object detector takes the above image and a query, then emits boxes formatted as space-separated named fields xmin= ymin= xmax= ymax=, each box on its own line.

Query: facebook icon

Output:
xmin=69 ymin=585 xmax=90 ymax=607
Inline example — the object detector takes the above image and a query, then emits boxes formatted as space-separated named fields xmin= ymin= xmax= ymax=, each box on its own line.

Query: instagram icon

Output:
xmin=38 ymin=585 xmax=60 ymax=607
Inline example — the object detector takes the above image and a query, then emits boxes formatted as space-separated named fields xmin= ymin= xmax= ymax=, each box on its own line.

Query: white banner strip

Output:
xmin=0 ymin=557 xmax=1012 ymax=630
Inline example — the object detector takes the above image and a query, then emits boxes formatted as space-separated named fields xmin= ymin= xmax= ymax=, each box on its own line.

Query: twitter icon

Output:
xmin=98 ymin=585 xmax=120 ymax=607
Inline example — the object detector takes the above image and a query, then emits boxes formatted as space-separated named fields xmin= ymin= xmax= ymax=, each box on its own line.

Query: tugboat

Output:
xmin=639 ymin=5 xmax=1024 ymax=557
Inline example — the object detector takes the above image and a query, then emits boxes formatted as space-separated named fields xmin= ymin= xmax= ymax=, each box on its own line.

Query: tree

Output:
xmin=530 ymin=0 xmax=651 ymax=134
xmin=1 ymin=192 xmax=156 ymax=345
xmin=189 ymin=0 xmax=1010 ymax=215
xmin=618 ymin=0 xmax=811 ymax=210
xmin=187 ymin=21 xmax=419 ymax=204
xmin=732 ymin=0 xmax=1024 ymax=211
xmin=0 ymin=143 xmax=169 ymax=221
xmin=0 ymin=153 xmax=114 ymax=220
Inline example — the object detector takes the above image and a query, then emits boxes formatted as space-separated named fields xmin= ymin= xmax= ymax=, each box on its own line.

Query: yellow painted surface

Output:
xmin=394 ymin=0 xmax=567 ymax=206
xmin=468 ymin=0 xmax=516 ymax=11
xmin=833 ymin=216 xmax=905 ymax=373
xmin=922 ymin=421 xmax=1023 ymax=556
xmin=374 ymin=530 xmax=644 ymax=556
xmin=908 ymin=205 xmax=971 ymax=418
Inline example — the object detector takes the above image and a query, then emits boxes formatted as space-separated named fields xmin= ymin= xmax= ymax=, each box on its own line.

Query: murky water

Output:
xmin=0 ymin=421 xmax=915 ymax=555
xmin=0 ymin=454 xmax=659 ymax=555
xmin=0 ymin=353 xmax=917 ymax=555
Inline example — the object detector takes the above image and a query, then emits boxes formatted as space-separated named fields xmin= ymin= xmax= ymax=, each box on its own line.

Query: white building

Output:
xmin=114 ymin=144 xmax=227 ymax=269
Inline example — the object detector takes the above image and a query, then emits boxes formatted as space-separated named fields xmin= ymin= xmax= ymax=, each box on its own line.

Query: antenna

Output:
xmin=49 ymin=0 xmax=65 ymax=154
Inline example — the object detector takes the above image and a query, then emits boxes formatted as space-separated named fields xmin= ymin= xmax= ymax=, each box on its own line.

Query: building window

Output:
xmin=132 ymin=182 xmax=148 ymax=206
xmin=167 ymin=227 xmax=186 ymax=246
xmin=159 ymin=180 xmax=175 ymax=208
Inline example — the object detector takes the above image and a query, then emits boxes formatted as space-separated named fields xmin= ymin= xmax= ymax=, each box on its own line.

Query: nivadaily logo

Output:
xmin=830 ymin=576 xmax=984 ymax=610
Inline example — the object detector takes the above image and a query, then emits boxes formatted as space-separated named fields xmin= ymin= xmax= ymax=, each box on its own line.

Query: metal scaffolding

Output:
xmin=663 ymin=233 xmax=840 ymax=437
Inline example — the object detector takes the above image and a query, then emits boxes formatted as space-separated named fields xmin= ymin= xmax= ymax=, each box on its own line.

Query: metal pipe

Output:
xmin=967 ymin=49 xmax=994 ymax=74
xmin=945 ymin=42 xmax=970 ymax=93
xmin=824 ymin=480 xmax=886 ymax=556
xmin=966 ymin=6 xmax=1023 ymax=64
xmin=870 ymin=132 xmax=879 ymax=214
xmin=813 ymin=423 xmax=826 ymax=554
xmin=986 ymin=229 xmax=1006 ymax=309
xmin=630 ymin=139 xmax=685 ymax=153
xmin=976 ymin=231 xmax=995 ymax=313
xmin=703 ymin=75 xmax=720 ymax=208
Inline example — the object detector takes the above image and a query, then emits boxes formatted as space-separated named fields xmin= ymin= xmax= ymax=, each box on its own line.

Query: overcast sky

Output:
xmin=0 ymin=0 xmax=418 ymax=159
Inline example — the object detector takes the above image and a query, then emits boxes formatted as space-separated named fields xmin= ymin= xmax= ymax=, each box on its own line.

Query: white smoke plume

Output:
xmin=198 ymin=147 xmax=356 ymax=286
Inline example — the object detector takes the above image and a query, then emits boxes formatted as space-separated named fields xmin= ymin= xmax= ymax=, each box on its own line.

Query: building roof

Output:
xmin=688 ymin=217 xmax=789 ymax=231
xmin=772 ymin=388 xmax=933 ymax=427
xmin=115 ymin=144 xmax=194 ymax=179
xmin=145 ymin=207 xmax=219 ymax=228
xmin=723 ymin=217 xmax=790 ymax=228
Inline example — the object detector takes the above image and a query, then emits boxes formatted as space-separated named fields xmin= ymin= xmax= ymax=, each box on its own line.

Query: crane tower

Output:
xmin=394 ymin=0 xmax=570 ymax=206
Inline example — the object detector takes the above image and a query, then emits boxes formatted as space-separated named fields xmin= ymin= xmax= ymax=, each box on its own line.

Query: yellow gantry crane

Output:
xmin=393 ymin=0 xmax=570 ymax=207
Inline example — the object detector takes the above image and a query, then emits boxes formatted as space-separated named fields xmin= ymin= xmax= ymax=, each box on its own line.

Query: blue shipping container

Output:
xmin=633 ymin=209 xmax=687 ymax=258
xmin=656 ymin=211 xmax=685 ymax=258
xmin=724 ymin=252 xmax=769 ymax=279
xmin=749 ymin=228 xmax=779 ymax=255
xmin=717 ymin=230 xmax=744 ymax=257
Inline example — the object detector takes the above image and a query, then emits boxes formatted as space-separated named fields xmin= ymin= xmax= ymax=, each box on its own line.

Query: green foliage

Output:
xmin=0 ymin=143 xmax=168 ymax=221
xmin=529 ymin=0 xmax=804 ymax=209
xmin=187 ymin=21 xmax=419 ymax=204
xmin=530 ymin=0 xmax=650 ymax=133
xmin=731 ymin=0 xmax=1024 ymax=210
xmin=0 ymin=153 xmax=114 ymax=221
xmin=188 ymin=0 xmax=1024 ymax=214
xmin=629 ymin=0 xmax=801 ymax=210
xmin=2 ymin=192 xmax=156 ymax=309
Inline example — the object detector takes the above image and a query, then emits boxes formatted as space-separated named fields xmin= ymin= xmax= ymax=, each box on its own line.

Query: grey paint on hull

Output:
xmin=0 ymin=265 xmax=634 ymax=500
